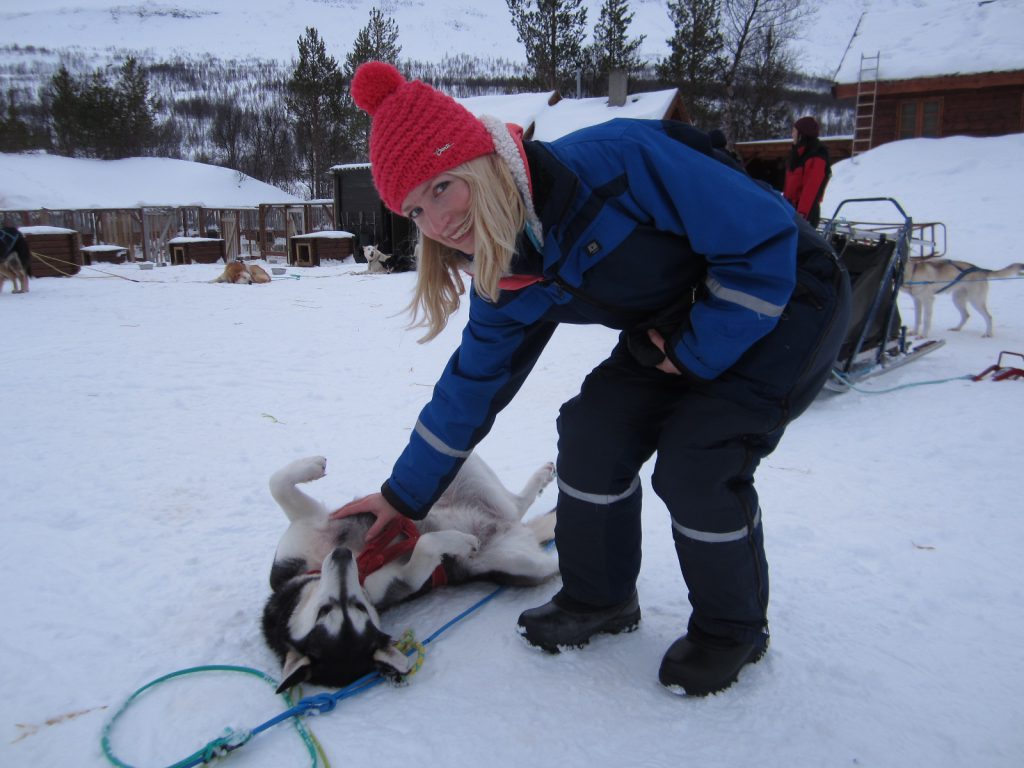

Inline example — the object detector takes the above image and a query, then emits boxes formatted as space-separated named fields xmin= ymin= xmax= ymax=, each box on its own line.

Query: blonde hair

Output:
xmin=407 ymin=152 xmax=528 ymax=342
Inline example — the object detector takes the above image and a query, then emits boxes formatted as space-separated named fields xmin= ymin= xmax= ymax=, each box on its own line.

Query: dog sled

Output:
xmin=819 ymin=197 xmax=945 ymax=392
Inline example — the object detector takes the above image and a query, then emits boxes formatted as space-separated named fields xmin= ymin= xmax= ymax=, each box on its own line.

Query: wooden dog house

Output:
xmin=21 ymin=225 xmax=82 ymax=277
xmin=81 ymin=244 xmax=129 ymax=264
xmin=168 ymin=237 xmax=225 ymax=265
xmin=288 ymin=231 xmax=355 ymax=267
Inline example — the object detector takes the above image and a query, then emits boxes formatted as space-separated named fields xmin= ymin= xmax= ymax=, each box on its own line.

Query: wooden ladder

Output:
xmin=852 ymin=52 xmax=880 ymax=157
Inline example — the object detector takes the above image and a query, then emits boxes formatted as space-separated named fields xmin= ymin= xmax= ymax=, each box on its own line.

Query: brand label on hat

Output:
xmin=434 ymin=143 xmax=453 ymax=156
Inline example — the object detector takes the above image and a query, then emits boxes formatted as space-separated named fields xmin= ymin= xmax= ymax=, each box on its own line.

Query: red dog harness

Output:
xmin=355 ymin=517 xmax=448 ymax=588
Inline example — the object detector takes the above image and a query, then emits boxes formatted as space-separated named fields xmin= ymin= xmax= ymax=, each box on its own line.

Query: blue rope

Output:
xmin=100 ymin=665 xmax=321 ymax=768
xmin=903 ymin=274 xmax=1024 ymax=286
xmin=102 ymin=580 xmax=515 ymax=767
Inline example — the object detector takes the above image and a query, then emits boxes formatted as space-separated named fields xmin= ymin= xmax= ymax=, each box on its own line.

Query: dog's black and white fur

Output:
xmin=262 ymin=454 xmax=558 ymax=692
xmin=360 ymin=244 xmax=415 ymax=274
xmin=0 ymin=227 xmax=32 ymax=294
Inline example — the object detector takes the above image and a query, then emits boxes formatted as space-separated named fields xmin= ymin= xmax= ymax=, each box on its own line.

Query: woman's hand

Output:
xmin=330 ymin=492 xmax=401 ymax=540
xmin=646 ymin=329 xmax=681 ymax=375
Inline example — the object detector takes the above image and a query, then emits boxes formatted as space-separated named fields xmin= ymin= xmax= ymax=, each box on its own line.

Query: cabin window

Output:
xmin=898 ymin=99 xmax=942 ymax=139
xmin=921 ymin=101 xmax=940 ymax=136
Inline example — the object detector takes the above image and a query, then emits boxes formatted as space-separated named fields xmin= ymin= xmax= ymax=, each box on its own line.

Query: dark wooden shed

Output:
xmin=168 ymin=237 xmax=225 ymax=265
xmin=288 ymin=232 xmax=356 ymax=267
xmin=330 ymin=164 xmax=413 ymax=262
xmin=21 ymin=226 xmax=82 ymax=277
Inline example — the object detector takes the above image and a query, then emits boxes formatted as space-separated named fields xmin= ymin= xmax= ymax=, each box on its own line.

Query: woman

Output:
xmin=783 ymin=116 xmax=831 ymax=227
xmin=333 ymin=62 xmax=850 ymax=696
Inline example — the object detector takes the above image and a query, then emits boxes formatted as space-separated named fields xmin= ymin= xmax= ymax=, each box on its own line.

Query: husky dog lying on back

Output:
xmin=261 ymin=453 xmax=558 ymax=691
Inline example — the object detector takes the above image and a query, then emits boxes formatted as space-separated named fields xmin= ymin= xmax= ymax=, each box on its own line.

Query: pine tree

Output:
xmin=657 ymin=0 xmax=726 ymax=129
xmin=344 ymin=8 xmax=401 ymax=75
xmin=45 ymin=59 xmax=158 ymax=159
xmin=48 ymin=66 xmax=80 ymax=156
xmin=343 ymin=8 xmax=402 ymax=161
xmin=506 ymin=0 xmax=588 ymax=91
xmin=0 ymin=90 xmax=32 ymax=152
xmin=589 ymin=0 xmax=646 ymax=86
xmin=79 ymin=71 xmax=119 ymax=158
xmin=115 ymin=57 xmax=155 ymax=157
xmin=286 ymin=27 xmax=347 ymax=197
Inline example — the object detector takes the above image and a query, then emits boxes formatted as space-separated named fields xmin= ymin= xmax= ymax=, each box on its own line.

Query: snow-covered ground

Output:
xmin=2 ymin=134 xmax=1023 ymax=767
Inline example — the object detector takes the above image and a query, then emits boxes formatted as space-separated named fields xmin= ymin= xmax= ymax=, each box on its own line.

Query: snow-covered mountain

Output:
xmin=0 ymin=0 xmax=952 ymax=80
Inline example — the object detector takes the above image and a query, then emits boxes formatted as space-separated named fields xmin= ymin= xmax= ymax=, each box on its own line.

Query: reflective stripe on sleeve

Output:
xmin=413 ymin=420 xmax=473 ymax=459
xmin=705 ymin=276 xmax=786 ymax=317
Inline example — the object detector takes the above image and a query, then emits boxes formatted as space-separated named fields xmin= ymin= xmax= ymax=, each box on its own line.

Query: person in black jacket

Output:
xmin=332 ymin=62 xmax=851 ymax=696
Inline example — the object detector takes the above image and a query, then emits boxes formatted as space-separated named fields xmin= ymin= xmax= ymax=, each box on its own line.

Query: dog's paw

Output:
xmin=434 ymin=530 xmax=480 ymax=558
xmin=290 ymin=455 xmax=327 ymax=483
xmin=538 ymin=461 xmax=556 ymax=487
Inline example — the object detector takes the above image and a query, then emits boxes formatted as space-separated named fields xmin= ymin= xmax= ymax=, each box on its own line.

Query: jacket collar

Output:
xmin=523 ymin=140 xmax=579 ymax=234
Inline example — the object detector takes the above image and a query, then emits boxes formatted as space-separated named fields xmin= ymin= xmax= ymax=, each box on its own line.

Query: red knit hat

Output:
xmin=793 ymin=116 xmax=820 ymax=139
xmin=351 ymin=61 xmax=495 ymax=213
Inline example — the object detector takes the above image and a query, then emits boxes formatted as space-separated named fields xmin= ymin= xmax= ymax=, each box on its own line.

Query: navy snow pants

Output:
xmin=553 ymin=244 xmax=851 ymax=644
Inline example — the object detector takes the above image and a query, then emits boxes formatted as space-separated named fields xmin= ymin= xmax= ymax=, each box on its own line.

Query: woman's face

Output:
xmin=401 ymin=172 xmax=475 ymax=254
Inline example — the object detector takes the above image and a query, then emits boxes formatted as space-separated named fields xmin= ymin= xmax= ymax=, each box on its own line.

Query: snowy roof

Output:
xmin=291 ymin=230 xmax=356 ymax=239
xmin=0 ymin=152 xmax=303 ymax=211
xmin=833 ymin=0 xmax=1024 ymax=84
xmin=530 ymin=89 xmax=680 ymax=142
xmin=331 ymin=162 xmax=372 ymax=172
xmin=457 ymin=91 xmax=558 ymax=129
xmin=18 ymin=225 xmax=75 ymax=235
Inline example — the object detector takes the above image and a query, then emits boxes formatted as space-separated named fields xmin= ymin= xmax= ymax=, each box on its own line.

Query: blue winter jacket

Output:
xmin=381 ymin=119 xmax=799 ymax=519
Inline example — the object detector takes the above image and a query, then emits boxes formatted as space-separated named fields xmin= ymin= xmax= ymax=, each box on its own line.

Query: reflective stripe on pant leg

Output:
xmin=554 ymin=340 xmax=676 ymax=606
xmin=554 ymin=474 xmax=643 ymax=606
xmin=652 ymin=395 xmax=783 ymax=644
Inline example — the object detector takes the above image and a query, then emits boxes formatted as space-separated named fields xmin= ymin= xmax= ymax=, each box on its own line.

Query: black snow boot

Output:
xmin=658 ymin=625 xmax=768 ymax=696
xmin=517 ymin=590 xmax=641 ymax=653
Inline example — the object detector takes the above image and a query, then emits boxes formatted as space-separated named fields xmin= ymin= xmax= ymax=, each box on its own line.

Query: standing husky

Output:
xmin=902 ymin=258 xmax=1024 ymax=338
xmin=262 ymin=454 xmax=558 ymax=692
